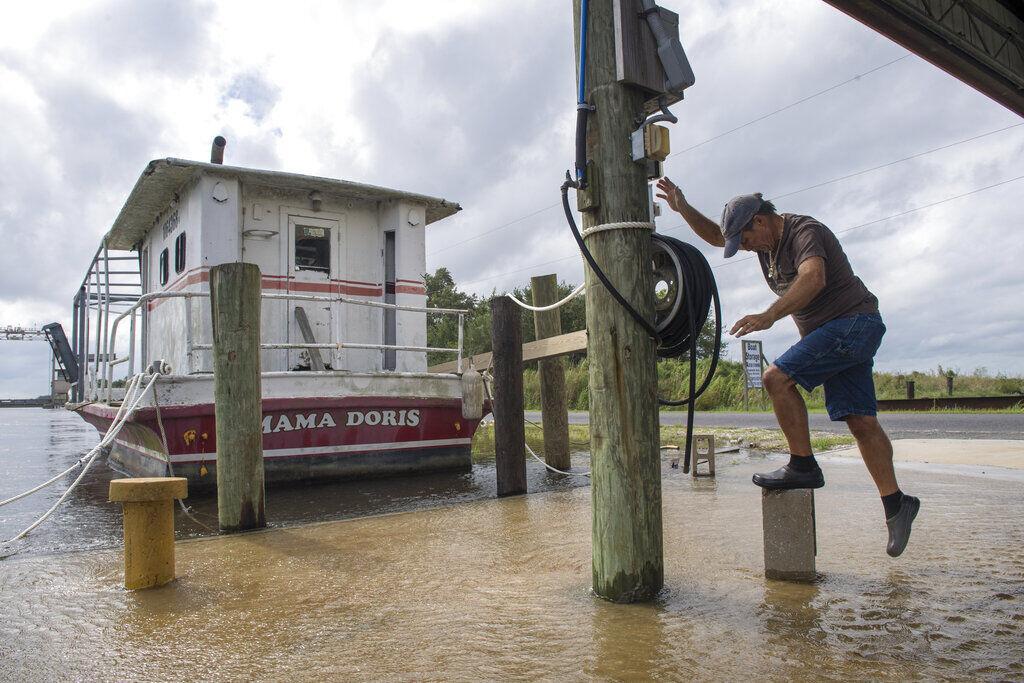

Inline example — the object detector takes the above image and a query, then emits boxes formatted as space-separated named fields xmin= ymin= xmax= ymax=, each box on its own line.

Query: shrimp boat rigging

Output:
xmin=68 ymin=139 xmax=486 ymax=487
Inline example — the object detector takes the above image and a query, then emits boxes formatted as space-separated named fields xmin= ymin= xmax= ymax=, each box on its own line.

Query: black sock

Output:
xmin=882 ymin=490 xmax=904 ymax=518
xmin=788 ymin=454 xmax=819 ymax=472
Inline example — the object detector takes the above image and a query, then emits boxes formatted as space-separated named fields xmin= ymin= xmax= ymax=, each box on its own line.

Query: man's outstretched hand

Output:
xmin=730 ymin=312 xmax=776 ymax=337
xmin=655 ymin=177 xmax=687 ymax=214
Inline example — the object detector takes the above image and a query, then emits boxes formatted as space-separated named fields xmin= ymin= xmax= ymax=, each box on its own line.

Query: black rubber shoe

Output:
xmin=886 ymin=495 xmax=920 ymax=557
xmin=752 ymin=465 xmax=825 ymax=490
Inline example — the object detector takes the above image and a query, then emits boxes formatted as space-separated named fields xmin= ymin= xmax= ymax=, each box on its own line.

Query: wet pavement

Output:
xmin=2 ymin=445 xmax=1023 ymax=680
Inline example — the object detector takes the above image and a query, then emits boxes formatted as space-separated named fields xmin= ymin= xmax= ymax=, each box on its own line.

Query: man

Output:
xmin=655 ymin=177 xmax=919 ymax=557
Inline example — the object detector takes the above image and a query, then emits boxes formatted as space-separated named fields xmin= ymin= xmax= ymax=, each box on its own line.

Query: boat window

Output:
xmin=174 ymin=232 xmax=186 ymax=274
xmin=295 ymin=225 xmax=331 ymax=273
xmin=159 ymin=248 xmax=169 ymax=286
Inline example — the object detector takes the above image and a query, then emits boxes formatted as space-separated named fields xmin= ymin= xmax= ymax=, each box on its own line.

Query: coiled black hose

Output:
xmin=560 ymin=178 xmax=722 ymax=472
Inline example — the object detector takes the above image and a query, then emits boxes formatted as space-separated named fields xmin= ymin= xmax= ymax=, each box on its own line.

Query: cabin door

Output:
xmin=287 ymin=215 xmax=338 ymax=370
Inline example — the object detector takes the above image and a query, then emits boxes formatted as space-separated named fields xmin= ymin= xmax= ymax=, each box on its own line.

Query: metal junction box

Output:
xmin=613 ymin=0 xmax=686 ymax=112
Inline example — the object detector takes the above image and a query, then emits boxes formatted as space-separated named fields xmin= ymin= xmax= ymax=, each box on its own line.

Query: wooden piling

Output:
xmin=490 ymin=295 xmax=527 ymax=497
xmin=210 ymin=262 xmax=266 ymax=532
xmin=574 ymin=0 xmax=663 ymax=602
xmin=531 ymin=274 xmax=571 ymax=471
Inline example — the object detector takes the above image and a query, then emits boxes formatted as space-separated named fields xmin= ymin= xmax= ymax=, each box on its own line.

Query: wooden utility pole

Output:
xmin=573 ymin=0 xmax=663 ymax=602
xmin=210 ymin=262 xmax=266 ymax=532
xmin=531 ymin=274 xmax=571 ymax=471
xmin=490 ymin=295 xmax=527 ymax=497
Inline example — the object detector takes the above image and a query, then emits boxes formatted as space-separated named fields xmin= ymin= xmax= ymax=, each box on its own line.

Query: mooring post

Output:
xmin=210 ymin=262 xmax=266 ymax=532
xmin=573 ymin=0 xmax=663 ymax=602
xmin=531 ymin=274 xmax=571 ymax=471
xmin=108 ymin=477 xmax=188 ymax=590
xmin=491 ymin=295 xmax=527 ymax=496
xmin=762 ymin=489 xmax=817 ymax=581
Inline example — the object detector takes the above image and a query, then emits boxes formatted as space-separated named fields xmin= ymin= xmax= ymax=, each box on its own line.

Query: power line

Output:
xmin=667 ymin=55 xmax=910 ymax=158
xmin=768 ymin=122 xmax=1024 ymax=201
xmin=427 ymin=200 xmax=562 ymax=257
xmin=713 ymin=174 xmax=1024 ymax=270
xmin=458 ymin=174 xmax=1024 ymax=287
xmin=430 ymin=54 xmax=911 ymax=259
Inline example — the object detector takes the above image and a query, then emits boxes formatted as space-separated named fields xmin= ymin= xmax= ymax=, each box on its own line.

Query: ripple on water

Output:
xmin=2 ymin=447 xmax=1023 ymax=680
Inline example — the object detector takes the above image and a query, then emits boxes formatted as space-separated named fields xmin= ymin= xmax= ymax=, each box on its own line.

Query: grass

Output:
xmin=521 ymin=359 xmax=1024 ymax=413
xmin=470 ymin=422 xmax=854 ymax=462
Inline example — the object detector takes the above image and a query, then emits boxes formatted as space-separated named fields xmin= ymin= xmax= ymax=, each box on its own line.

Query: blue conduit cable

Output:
xmin=575 ymin=0 xmax=591 ymax=186
xmin=562 ymin=0 xmax=722 ymax=472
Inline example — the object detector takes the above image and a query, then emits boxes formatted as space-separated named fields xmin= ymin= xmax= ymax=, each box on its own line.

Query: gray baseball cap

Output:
xmin=720 ymin=192 xmax=764 ymax=258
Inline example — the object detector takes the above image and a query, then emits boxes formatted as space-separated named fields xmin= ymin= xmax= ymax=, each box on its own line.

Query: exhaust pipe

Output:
xmin=210 ymin=136 xmax=226 ymax=164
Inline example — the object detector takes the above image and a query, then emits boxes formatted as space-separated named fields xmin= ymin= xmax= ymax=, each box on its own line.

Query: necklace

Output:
xmin=768 ymin=236 xmax=782 ymax=280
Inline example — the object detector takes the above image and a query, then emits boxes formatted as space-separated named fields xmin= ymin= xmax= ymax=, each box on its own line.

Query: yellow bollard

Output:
xmin=108 ymin=477 xmax=188 ymax=590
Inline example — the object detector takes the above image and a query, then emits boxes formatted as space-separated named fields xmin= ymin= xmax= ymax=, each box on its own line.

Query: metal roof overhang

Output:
xmin=822 ymin=0 xmax=1024 ymax=117
xmin=104 ymin=158 xmax=462 ymax=251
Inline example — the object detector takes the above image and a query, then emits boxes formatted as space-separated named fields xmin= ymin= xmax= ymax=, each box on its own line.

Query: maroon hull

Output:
xmin=79 ymin=396 xmax=485 ymax=487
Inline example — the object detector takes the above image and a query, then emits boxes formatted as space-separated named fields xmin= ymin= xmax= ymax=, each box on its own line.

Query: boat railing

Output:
xmin=98 ymin=290 xmax=468 ymax=403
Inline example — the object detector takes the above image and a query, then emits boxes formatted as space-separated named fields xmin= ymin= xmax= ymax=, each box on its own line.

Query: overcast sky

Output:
xmin=1 ymin=0 xmax=1022 ymax=397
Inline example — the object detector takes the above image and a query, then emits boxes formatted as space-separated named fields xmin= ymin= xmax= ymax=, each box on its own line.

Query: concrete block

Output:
xmin=691 ymin=434 xmax=715 ymax=477
xmin=761 ymin=488 xmax=816 ymax=582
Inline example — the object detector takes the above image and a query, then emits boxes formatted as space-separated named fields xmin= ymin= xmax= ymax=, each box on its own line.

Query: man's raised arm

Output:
xmin=655 ymin=177 xmax=726 ymax=248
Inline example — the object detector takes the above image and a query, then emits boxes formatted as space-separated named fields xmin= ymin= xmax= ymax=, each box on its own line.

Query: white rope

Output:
xmin=507 ymin=283 xmax=585 ymax=312
xmin=152 ymin=389 xmax=216 ymax=532
xmin=525 ymin=440 xmax=590 ymax=478
xmin=580 ymin=221 xmax=654 ymax=239
xmin=1 ymin=373 xmax=159 ymax=545
xmin=0 ymin=374 xmax=143 ymax=508
xmin=480 ymin=369 xmax=591 ymax=478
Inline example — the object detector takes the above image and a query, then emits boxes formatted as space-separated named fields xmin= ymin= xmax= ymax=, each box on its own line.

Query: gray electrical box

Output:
xmin=613 ymin=0 xmax=695 ymax=113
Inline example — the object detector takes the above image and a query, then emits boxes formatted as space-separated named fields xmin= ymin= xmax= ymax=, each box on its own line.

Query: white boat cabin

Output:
xmin=101 ymin=157 xmax=460 ymax=379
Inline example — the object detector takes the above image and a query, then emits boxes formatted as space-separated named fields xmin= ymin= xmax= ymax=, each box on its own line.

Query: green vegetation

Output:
xmin=427 ymin=267 xmax=1024 ymax=413
xmin=522 ymin=360 xmax=1024 ymax=412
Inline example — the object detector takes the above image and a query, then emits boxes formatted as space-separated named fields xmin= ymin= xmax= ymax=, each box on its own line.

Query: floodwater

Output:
xmin=0 ymin=409 xmax=587 ymax=557
xmin=2 ymin=410 xmax=1024 ymax=680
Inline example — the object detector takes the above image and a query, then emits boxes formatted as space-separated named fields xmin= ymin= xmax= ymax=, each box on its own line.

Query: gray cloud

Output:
xmin=47 ymin=0 xmax=214 ymax=77
xmin=0 ymin=0 xmax=1020 ymax=390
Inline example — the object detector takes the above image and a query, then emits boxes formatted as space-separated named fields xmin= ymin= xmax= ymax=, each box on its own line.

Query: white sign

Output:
xmin=743 ymin=340 xmax=763 ymax=389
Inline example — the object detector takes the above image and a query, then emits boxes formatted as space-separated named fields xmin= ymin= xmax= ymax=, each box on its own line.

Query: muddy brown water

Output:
xmin=2 ymin=410 xmax=1023 ymax=680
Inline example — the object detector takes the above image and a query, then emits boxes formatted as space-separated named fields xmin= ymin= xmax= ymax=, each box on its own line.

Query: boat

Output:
xmin=67 ymin=138 xmax=487 ymax=488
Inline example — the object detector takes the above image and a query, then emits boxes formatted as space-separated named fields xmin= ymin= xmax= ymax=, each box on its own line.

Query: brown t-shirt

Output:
xmin=757 ymin=213 xmax=878 ymax=337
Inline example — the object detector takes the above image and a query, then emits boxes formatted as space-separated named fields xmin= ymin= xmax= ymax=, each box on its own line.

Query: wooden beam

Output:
xmin=491 ymin=296 xmax=526 ymax=497
xmin=427 ymin=329 xmax=588 ymax=374
xmin=211 ymin=262 xmax=266 ymax=532
xmin=532 ymin=274 xmax=571 ymax=471
xmin=575 ymin=0 xmax=663 ymax=603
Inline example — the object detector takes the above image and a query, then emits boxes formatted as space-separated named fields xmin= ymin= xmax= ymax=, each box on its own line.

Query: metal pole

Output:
xmin=128 ymin=310 xmax=137 ymax=377
xmin=457 ymin=313 xmax=464 ymax=374
xmin=92 ymin=254 xmax=102 ymax=399
xmin=185 ymin=295 xmax=194 ymax=374
xmin=103 ymin=245 xmax=112 ymax=402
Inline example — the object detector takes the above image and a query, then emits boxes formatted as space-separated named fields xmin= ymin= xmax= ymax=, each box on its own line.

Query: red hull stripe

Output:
xmin=114 ymin=436 xmax=472 ymax=464
xmin=149 ymin=267 xmax=424 ymax=310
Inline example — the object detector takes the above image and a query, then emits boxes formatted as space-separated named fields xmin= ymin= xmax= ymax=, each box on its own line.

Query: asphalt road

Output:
xmin=522 ymin=411 xmax=1024 ymax=440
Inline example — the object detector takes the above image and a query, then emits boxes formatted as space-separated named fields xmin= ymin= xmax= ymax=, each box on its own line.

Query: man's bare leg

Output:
xmin=846 ymin=414 xmax=919 ymax=556
xmin=763 ymin=365 xmax=812 ymax=456
xmin=752 ymin=365 xmax=823 ymax=489
xmin=845 ymin=415 xmax=898 ymax=496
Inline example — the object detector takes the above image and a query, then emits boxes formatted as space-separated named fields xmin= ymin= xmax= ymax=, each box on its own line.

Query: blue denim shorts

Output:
xmin=773 ymin=313 xmax=886 ymax=421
